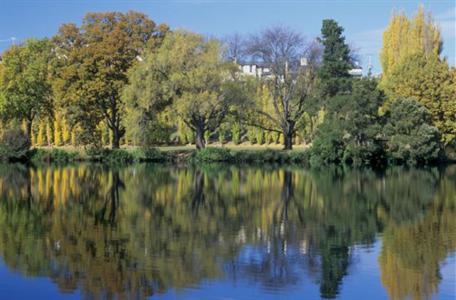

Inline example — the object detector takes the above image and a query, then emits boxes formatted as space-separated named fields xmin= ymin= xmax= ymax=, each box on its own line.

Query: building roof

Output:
xmin=236 ymin=59 xmax=269 ymax=68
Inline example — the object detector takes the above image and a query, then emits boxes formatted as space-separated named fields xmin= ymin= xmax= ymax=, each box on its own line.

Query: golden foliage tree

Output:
xmin=380 ymin=6 xmax=442 ymax=80
xmin=382 ymin=53 xmax=456 ymax=144
xmin=380 ymin=6 xmax=455 ymax=144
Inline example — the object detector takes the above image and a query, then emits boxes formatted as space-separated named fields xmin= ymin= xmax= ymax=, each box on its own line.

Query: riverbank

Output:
xmin=2 ymin=144 xmax=454 ymax=167
xmin=4 ymin=146 xmax=310 ymax=165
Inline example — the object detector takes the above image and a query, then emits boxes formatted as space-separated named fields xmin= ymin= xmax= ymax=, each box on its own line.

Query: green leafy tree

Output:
xmin=53 ymin=11 xmax=168 ymax=148
xmin=124 ymin=31 xmax=245 ymax=149
xmin=0 ymin=39 xmax=53 ymax=143
xmin=0 ymin=122 xmax=30 ymax=161
xmin=310 ymin=78 xmax=385 ymax=166
xmin=318 ymin=19 xmax=352 ymax=98
xmin=384 ymin=98 xmax=441 ymax=164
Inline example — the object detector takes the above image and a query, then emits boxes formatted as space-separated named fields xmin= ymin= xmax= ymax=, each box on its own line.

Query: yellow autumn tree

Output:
xmin=382 ymin=53 xmax=456 ymax=144
xmin=380 ymin=6 xmax=455 ymax=144
xmin=53 ymin=114 xmax=62 ymax=146
xmin=36 ymin=121 xmax=45 ymax=146
xmin=380 ymin=6 xmax=442 ymax=81
xmin=45 ymin=121 xmax=53 ymax=146
xmin=61 ymin=117 xmax=71 ymax=145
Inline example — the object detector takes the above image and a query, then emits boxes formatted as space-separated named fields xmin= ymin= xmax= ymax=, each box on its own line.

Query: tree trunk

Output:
xmin=112 ymin=127 xmax=121 ymax=149
xmin=192 ymin=170 xmax=205 ymax=211
xmin=25 ymin=118 xmax=33 ymax=148
xmin=108 ymin=171 xmax=121 ymax=225
xmin=108 ymin=96 xmax=125 ymax=149
xmin=195 ymin=125 xmax=206 ymax=150
xmin=283 ymin=121 xmax=295 ymax=150
xmin=284 ymin=133 xmax=293 ymax=150
xmin=281 ymin=170 xmax=294 ymax=223
xmin=95 ymin=171 xmax=124 ymax=226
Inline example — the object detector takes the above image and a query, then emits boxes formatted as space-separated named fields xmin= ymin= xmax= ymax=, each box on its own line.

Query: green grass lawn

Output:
xmin=36 ymin=142 xmax=310 ymax=153
xmin=157 ymin=143 xmax=309 ymax=152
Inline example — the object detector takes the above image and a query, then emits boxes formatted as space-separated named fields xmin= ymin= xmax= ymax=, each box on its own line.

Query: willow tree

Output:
xmin=245 ymin=26 xmax=320 ymax=150
xmin=53 ymin=11 xmax=168 ymax=148
xmin=124 ymin=31 xmax=245 ymax=149
xmin=0 ymin=39 xmax=53 ymax=144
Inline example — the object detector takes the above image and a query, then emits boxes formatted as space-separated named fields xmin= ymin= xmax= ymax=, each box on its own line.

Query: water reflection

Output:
xmin=0 ymin=164 xmax=454 ymax=299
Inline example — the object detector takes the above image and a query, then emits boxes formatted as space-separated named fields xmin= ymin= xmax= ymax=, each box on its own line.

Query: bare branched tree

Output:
xmin=245 ymin=26 xmax=321 ymax=150
xmin=222 ymin=33 xmax=246 ymax=63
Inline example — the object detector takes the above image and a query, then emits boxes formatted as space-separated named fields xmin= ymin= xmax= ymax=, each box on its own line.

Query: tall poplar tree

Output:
xmin=380 ymin=6 xmax=442 ymax=82
xmin=380 ymin=6 xmax=454 ymax=145
xmin=383 ymin=53 xmax=456 ymax=145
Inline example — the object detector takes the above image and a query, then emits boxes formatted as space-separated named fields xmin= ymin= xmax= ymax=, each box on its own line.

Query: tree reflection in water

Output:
xmin=0 ymin=164 xmax=454 ymax=299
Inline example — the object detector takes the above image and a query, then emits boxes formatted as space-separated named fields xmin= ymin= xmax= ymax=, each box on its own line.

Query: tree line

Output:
xmin=0 ymin=7 xmax=455 ymax=165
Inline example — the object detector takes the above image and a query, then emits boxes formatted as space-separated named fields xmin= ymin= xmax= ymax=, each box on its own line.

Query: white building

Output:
xmin=238 ymin=59 xmax=364 ymax=78
xmin=238 ymin=61 xmax=271 ymax=78
xmin=348 ymin=68 xmax=363 ymax=77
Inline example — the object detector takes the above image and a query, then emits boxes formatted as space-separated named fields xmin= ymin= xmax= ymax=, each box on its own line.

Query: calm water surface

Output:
xmin=0 ymin=164 xmax=454 ymax=300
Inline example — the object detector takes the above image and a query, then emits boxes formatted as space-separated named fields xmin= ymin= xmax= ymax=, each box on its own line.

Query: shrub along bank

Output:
xmin=0 ymin=145 xmax=311 ymax=165
xmin=0 ymin=144 xmax=454 ymax=166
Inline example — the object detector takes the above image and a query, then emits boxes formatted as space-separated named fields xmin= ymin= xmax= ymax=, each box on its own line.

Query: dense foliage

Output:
xmin=0 ymin=39 xmax=53 ymax=142
xmin=0 ymin=124 xmax=30 ymax=161
xmin=382 ymin=53 xmax=456 ymax=145
xmin=52 ymin=12 xmax=168 ymax=148
xmin=383 ymin=98 xmax=441 ymax=164
xmin=123 ymin=31 xmax=244 ymax=149
xmin=310 ymin=78 xmax=385 ymax=166
xmin=380 ymin=6 xmax=455 ymax=146
xmin=318 ymin=19 xmax=352 ymax=98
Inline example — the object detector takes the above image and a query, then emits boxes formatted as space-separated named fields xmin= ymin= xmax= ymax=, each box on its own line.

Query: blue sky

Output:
xmin=0 ymin=0 xmax=454 ymax=74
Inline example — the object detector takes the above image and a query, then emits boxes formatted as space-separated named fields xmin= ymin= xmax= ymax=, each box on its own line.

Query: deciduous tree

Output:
xmin=245 ymin=26 xmax=320 ymax=150
xmin=0 ymin=39 xmax=53 ymax=144
xmin=380 ymin=6 xmax=442 ymax=81
xmin=53 ymin=11 xmax=168 ymax=148
xmin=124 ymin=31 xmax=245 ymax=149
xmin=382 ymin=53 xmax=456 ymax=145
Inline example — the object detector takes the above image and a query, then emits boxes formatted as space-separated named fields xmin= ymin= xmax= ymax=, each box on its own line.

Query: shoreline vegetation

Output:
xmin=2 ymin=145 xmax=455 ymax=167
xmin=7 ymin=145 xmax=310 ymax=165
xmin=1 ymin=6 xmax=455 ymax=167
